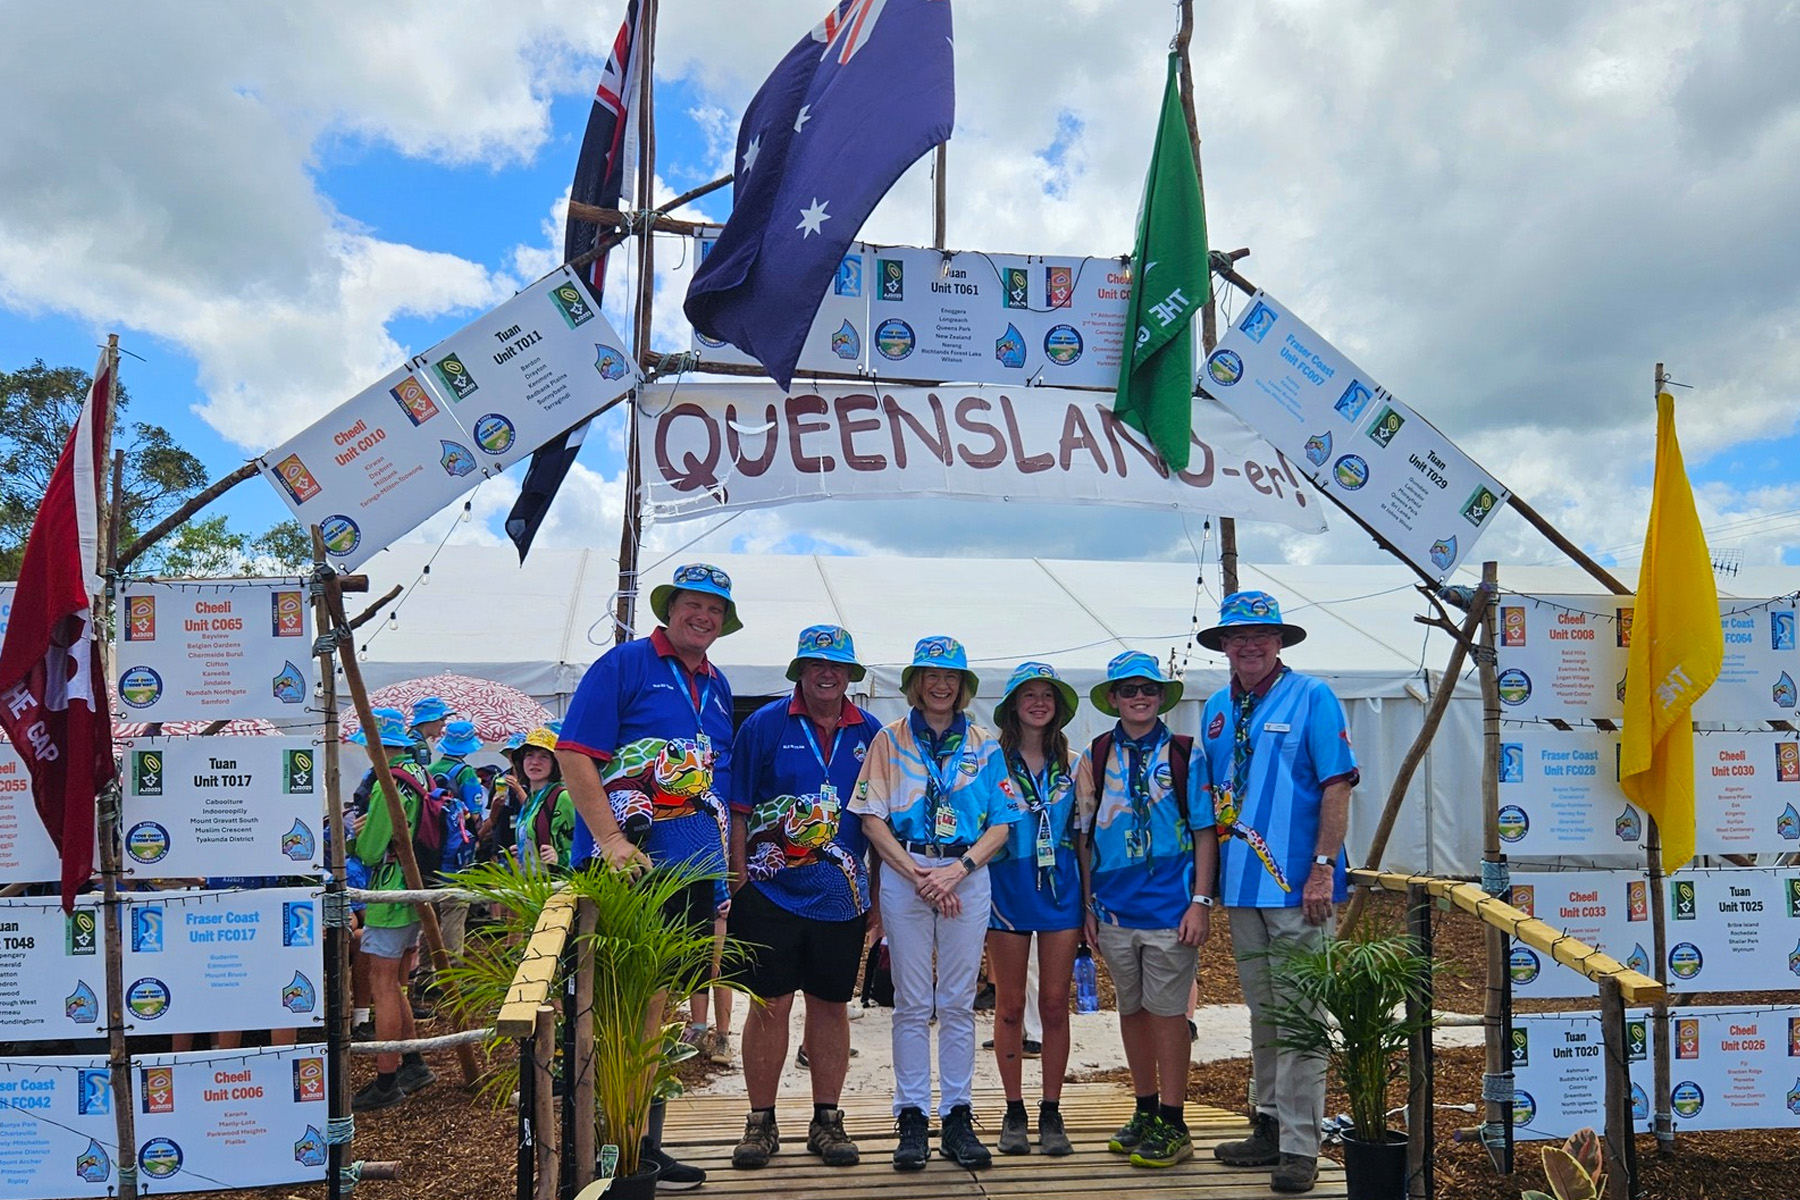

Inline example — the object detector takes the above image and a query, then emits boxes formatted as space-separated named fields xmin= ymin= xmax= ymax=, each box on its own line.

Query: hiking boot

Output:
xmin=806 ymin=1107 xmax=860 ymax=1166
xmin=1038 ymin=1104 xmax=1073 ymax=1157
xmin=707 ymin=1027 xmax=735 ymax=1067
xmin=732 ymin=1111 xmax=779 ymax=1168
xmin=643 ymin=1143 xmax=706 ymax=1191
xmin=1271 ymin=1152 xmax=1318 ymax=1193
xmin=1213 ymin=1111 xmax=1280 ymax=1167
xmin=1107 ymin=1109 xmax=1154 ymax=1154
xmin=1129 ymin=1117 xmax=1193 ymax=1169
xmin=997 ymin=1108 xmax=1030 ymax=1155
xmin=893 ymin=1106 xmax=930 ymax=1171
xmin=350 ymin=1019 xmax=375 ymax=1042
xmin=395 ymin=1059 xmax=437 ymax=1095
xmin=351 ymin=1076 xmax=404 ymax=1111
xmin=938 ymin=1104 xmax=992 ymax=1169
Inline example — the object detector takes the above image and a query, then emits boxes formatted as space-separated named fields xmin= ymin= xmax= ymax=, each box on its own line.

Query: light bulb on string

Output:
xmin=387 ymin=612 xmax=399 ymax=631
xmin=459 ymin=501 xmax=472 ymax=524
xmin=421 ymin=564 xmax=431 ymax=587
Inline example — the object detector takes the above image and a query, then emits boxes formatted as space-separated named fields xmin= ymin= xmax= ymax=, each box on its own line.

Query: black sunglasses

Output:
xmin=1113 ymin=682 xmax=1165 ymax=699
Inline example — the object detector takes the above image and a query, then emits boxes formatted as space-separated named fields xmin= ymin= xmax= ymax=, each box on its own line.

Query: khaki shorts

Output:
xmin=1094 ymin=923 xmax=1197 ymax=1017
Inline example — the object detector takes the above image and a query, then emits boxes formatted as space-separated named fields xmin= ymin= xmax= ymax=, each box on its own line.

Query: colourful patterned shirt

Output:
xmin=989 ymin=749 xmax=1081 ymax=933
xmin=850 ymin=711 xmax=1025 ymax=845
xmin=1075 ymin=721 xmax=1203 ymax=930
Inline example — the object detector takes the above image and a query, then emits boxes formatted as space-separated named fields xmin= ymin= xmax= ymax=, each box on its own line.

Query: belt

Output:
xmin=901 ymin=840 xmax=972 ymax=858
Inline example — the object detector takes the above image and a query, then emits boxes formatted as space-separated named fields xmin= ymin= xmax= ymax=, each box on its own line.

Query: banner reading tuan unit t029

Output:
xmin=635 ymin=382 xmax=1325 ymax=532
xmin=259 ymin=267 xmax=639 ymax=570
xmin=1200 ymin=290 xmax=1509 ymax=580
xmin=114 ymin=581 xmax=312 ymax=723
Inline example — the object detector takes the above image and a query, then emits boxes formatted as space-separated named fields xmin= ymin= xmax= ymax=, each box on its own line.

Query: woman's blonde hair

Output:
xmin=903 ymin=669 xmax=974 ymax=714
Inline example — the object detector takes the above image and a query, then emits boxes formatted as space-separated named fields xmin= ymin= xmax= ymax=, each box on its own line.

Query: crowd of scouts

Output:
xmin=345 ymin=562 xmax=1358 ymax=1195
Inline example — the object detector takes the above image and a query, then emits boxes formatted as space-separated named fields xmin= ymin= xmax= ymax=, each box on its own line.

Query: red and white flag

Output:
xmin=0 ymin=350 xmax=117 ymax=909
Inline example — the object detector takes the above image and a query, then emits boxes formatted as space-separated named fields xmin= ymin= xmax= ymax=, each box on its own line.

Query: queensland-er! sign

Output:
xmin=634 ymin=382 xmax=1326 ymax=532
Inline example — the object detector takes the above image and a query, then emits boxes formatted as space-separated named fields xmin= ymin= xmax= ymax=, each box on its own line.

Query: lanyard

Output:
xmin=666 ymin=658 xmax=712 ymax=730
xmin=917 ymin=728 xmax=966 ymax=799
xmin=798 ymin=713 xmax=842 ymax=782
xmin=1008 ymin=752 xmax=1059 ymax=814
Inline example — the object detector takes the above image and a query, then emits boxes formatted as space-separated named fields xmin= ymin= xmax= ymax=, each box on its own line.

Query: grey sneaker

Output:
xmin=1107 ymin=1109 xmax=1154 ymax=1154
xmin=1271 ymin=1152 xmax=1319 ymax=1193
xmin=806 ymin=1107 xmax=860 ymax=1166
xmin=1213 ymin=1110 xmax=1280 ymax=1167
xmin=395 ymin=1058 xmax=437 ymax=1095
xmin=997 ymin=1108 xmax=1030 ymax=1155
xmin=1038 ymin=1104 xmax=1073 ymax=1157
xmin=707 ymin=1027 xmax=735 ymax=1067
xmin=732 ymin=1111 xmax=779 ymax=1168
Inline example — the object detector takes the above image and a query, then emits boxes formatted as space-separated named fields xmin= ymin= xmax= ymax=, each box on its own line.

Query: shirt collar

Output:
xmin=787 ymin=689 xmax=866 ymax=725
xmin=650 ymin=626 xmax=718 ymax=677
xmin=909 ymin=708 xmax=967 ymax=748
xmin=1231 ymin=660 xmax=1287 ymax=701
xmin=1112 ymin=719 xmax=1169 ymax=752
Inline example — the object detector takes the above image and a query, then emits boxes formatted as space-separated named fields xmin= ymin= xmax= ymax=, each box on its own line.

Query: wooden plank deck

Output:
xmin=663 ymin=1082 xmax=1346 ymax=1199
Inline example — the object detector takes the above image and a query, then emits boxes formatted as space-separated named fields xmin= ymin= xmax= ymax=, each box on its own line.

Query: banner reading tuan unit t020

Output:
xmin=1200 ymin=290 xmax=1510 ymax=580
xmin=634 ymin=381 xmax=1326 ymax=532
xmin=258 ymin=267 xmax=639 ymax=570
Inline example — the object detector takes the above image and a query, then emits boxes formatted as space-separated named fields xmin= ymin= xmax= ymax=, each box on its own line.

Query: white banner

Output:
xmin=1508 ymin=870 xmax=1651 ymax=1000
xmin=635 ymin=381 xmax=1326 ymax=532
xmin=0 ymin=1045 xmax=329 ymax=1197
xmin=0 ymin=889 xmax=323 ymax=1042
xmin=1662 ymin=868 xmax=1800 ymax=993
xmin=1509 ymin=1010 xmax=1655 ymax=1141
xmin=1200 ymin=291 xmax=1509 ymax=580
xmin=119 ymin=738 xmax=323 ymax=880
xmin=0 ymin=732 xmax=62 ymax=885
xmin=259 ymin=267 xmax=638 ymax=570
xmin=1498 ymin=727 xmax=1800 ymax=857
xmin=1662 ymin=1006 xmax=1800 ymax=1131
xmin=114 ymin=581 xmax=313 ymax=723
xmin=1494 ymin=594 xmax=1800 ymax=723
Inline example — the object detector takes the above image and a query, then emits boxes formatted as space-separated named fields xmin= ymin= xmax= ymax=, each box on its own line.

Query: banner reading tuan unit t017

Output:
xmin=1200 ymin=290 xmax=1510 ymax=580
xmin=634 ymin=381 xmax=1325 ymax=531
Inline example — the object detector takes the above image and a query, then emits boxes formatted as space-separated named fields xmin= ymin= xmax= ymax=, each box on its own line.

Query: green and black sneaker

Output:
xmin=1129 ymin=1117 xmax=1193 ymax=1169
xmin=1107 ymin=1109 xmax=1155 ymax=1154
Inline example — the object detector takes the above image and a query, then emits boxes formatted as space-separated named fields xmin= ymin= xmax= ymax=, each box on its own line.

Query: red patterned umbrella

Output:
xmin=113 ymin=718 xmax=283 ymax=738
xmin=342 ymin=673 xmax=551 ymax=745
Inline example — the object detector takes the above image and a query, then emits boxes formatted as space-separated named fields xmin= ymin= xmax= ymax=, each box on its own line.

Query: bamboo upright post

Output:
xmin=1598 ymin=976 xmax=1639 ymax=1200
xmin=311 ymin=529 xmax=352 ymax=1200
xmin=534 ymin=1004 xmax=560 ymax=1200
xmin=571 ymin=897 xmax=598 ymax=1190
xmin=1476 ymin=561 xmax=1514 ymax=1173
xmin=1406 ymin=882 xmax=1435 ymax=1200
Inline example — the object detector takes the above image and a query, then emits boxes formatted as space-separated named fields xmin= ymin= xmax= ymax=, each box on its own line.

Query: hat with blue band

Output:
xmin=998 ymin=661 xmax=1077 ymax=721
xmin=900 ymin=635 xmax=980 ymax=695
xmin=437 ymin=719 xmax=482 ymax=757
xmin=649 ymin=562 xmax=743 ymax=636
xmin=349 ymin=706 xmax=415 ymax=749
xmin=410 ymin=696 xmax=453 ymax=725
xmin=786 ymin=624 xmax=867 ymax=682
xmin=1196 ymin=590 xmax=1308 ymax=651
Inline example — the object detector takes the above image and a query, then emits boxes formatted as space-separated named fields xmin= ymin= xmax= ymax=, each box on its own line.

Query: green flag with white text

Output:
xmin=1115 ymin=52 xmax=1209 ymax=471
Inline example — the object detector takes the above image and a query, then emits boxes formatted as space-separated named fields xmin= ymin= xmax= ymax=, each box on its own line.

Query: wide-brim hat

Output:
xmin=786 ymin=624 xmax=867 ymax=682
xmin=1196 ymin=590 xmax=1308 ymax=652
xmin=437 ymin=719 xmax=482 ymax=757
xmin=410 ymin=696 xmax=454 ymax=725
xmin=997 ymin=661 xmax=1078 ymax=722
xmin=649 ymin=562 xmax=743 ymax=637
xmin=508 ymin=727 xmax=559 ymax=766
xmin=350 ymin=706 xmax=415 ymax=749
xmin=899 ymin=635 xmax=980 ymax=696
xmin=1090 ymin=651 xmax=1184 ymax=717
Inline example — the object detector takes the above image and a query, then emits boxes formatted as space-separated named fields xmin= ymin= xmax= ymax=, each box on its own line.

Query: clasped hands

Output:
xmin=913 ymin=860 xmax=966 ymax=916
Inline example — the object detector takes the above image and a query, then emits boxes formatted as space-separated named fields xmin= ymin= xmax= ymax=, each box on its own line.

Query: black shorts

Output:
xmin=662 ymin=877 xmax=718 ymax=939
xmin=725 ymin=883 xmax=867 ymax=1004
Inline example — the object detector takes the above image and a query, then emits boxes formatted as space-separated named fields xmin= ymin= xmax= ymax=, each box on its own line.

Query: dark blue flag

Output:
xmin=509 ymin=0 xmax=643 ymax=561
xmin=684 ymin=0 xmax=954 ymax=390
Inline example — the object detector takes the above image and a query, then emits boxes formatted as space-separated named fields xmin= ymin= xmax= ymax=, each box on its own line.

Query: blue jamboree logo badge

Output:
xmin=875 ymin=318 xmax=914 ymax=361
xmin=1239 ymin=301 xmax=1277 ymax=342
xmin=125 ymin=822 xmax=171 ymax=865
xmin=1508 ymin=946 xmax=1540 ymax=985
xmin=118 ymin=666 xmax=163 ymax=710
xmin=1331 ymin=455 xmax=1368 ymax=490
xmin=126 ymin=977 xmax=171 ymax=1021
xmin=1496 ymin=668 xmax=1532 ymax=706
xmin=1669 ymin=1081 xmax=1704 ymax=1119
xmin=1042 ymin=324 xmax=1083 ymax=365
xmin=474 ymin=414 xmax=517 ymax=456
xmin=1510 ymin=1090 xmax=1536 ymax=1126
xmin=1205 ymin=349 xmax=1243 ymax=386
xmin=320 ymin=515 xmax=361 ymax=557
xmin=138 ymin=1137 xmax=183 ymax=1180
xmin=1496 ymin=805 xmax=1528 ymax=843
xmin=1667 ymin=941 xmax=1704 ymax=981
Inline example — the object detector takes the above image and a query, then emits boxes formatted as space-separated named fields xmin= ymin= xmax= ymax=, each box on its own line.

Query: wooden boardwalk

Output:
xmin=663 ymin=1082 xmax=1346 ymax=1199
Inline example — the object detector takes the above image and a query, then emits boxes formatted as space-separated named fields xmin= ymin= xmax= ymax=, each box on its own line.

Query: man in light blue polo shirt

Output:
xmin=1197 ymin=592 xmax=1358 ymax=1195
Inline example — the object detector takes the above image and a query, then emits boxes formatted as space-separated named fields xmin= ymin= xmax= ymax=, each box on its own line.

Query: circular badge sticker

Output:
xmin=1511 ymin=1090 xmax=1536 ymax=1126
xmin=320 ymin=515 xmax=361 ymax=557
xmin=1206 ymin=349 xmax=1244 ymax=386
xmin=118 ymin=666 xmax=163 ymax=710
xmin=1496 ymin=668 xmax=1532 ymax=706
xmin=1670 ymin=1080 xmax=1704 ymax=1118
xmin=125 ymin=821 xmax=171 ymax=865
xmin=875 ymin=318 xmax=916 ymax=361
xmin=1496 ymin=804 xmax=1529 ymax=844
xmin=127 ymin=978 xmax=171 ymax=1021
xmin=1508 ymin=946 xmax=1541 ymax=985
xmin=473 ymin=414 xmax=516 ymax=455
xmin=1333 ymin=454 xmax=1370 ymax=490
xmin=1668 ymin=941 xmax=1704 ymax=981
xmin=1042 ymin=324 xmax=1083 ymax=365
xmin=139 ymin=1137 xmax=183 ymax=1179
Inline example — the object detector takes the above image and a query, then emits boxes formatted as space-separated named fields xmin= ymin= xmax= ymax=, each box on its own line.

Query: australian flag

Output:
xmin=684 ymin=0 xmax=954 ymax=391
xmin=507 ymin=0 xmax=644 ymax=560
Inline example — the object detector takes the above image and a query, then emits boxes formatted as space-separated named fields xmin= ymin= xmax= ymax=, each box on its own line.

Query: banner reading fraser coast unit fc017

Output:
xmin=112 ymin=580 xmax=312 ymax=724
xmin=634 ymin=381 xmax=1326 ymax=532
xmin=1199 ymin=291 xmax=1510 ymax=581
xmin=258 ymin=267 xmax=639 ymax=570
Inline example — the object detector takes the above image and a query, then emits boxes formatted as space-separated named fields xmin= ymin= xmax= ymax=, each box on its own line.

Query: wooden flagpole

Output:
xmin=613 ymin=0 xmax=659 ymax=645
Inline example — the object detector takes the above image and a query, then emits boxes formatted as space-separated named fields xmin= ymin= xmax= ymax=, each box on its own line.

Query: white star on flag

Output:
xmin=794 ymin=105 xmax=813 ymax=133
xmin=796 ymin=198 xmax=831 ymax=236
xmin=741 ymin=134 xmax=761 ymax=175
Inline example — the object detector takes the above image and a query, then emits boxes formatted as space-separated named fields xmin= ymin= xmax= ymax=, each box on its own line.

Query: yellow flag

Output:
xmin=1619 ymin=392 xmax=1721 ymax=872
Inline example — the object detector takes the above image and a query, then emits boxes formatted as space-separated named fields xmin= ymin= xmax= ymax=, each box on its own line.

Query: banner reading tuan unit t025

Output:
xmin=1200 ymin=290 xmax=1510 ymax=580
xmin=634 ymin=381 xmax=1325 ymax=532
xmin=258 ymin=267 xmax=638 ymax=570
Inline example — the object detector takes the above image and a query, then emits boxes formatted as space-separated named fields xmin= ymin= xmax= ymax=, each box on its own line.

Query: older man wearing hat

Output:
xmin=556 ymin=562 xmax=741 ymax=1190
xmin=1074 ymin=650 xmax=1216 ymax=1170
xmin=726 ymin=625 xmax=879 ymax=1171
xmin=1197 ymin=592 xmax=1358 ymax=1195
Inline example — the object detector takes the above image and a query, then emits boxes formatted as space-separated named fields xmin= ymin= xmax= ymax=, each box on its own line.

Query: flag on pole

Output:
xmin=0 ymin=351 xmax=117 ymax=910
xmin=508 ymin=0 xmax=645 ymax=561
xmin=684 ymin=0 xmax=955 ymax=391
xmin=1619 ymin=391 xmax=1721 ymax=873
xmin=1115 ymin=52 xmax=1209 ymax=472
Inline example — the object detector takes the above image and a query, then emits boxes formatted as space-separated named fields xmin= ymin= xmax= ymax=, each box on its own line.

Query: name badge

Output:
xmin=1034 ymin=818 xmax=1056 ymax=868
xmin=696 ymin=733 xmax=713 ymax=756
xmin=820 ymin=783 xmax=838 ymax=810
xmin=934 ymin=804 xmax=959 ymax=842
xmin=1263 ymin=722 xmax=1291 ymax=734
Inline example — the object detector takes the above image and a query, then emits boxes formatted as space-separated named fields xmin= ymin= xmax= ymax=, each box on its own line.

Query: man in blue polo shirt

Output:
xmin=557 ymin=562 xmax=740 ymax=1191
xmin=727 ymin=625 xmax=877 ymax=1171
xmin=1197 ymin=592 xmax=1358 ymax=1195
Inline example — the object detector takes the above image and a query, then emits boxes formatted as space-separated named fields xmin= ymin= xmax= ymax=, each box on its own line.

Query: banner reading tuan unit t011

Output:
xmin=1200 ymin=290 xmax=1510 ymax=580
xmin=634 ymin=381 xmax=1325 ymax=531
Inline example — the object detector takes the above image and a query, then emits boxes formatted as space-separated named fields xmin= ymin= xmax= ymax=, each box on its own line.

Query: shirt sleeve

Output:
xmin=849 ymin=726 xmax=898 ymax=820
xmin=1304 ymin=679 xmax=1360 ymax=787
xmin=558 ymin=645 xmax=627 ymax=759
xmin=976 ymin=743 xmax=1027 ymax=827
xmin=1072 ymin=748 xmax=1098 ymax=835
xmin=1185 ymin=737 xmax=1217 ymax=830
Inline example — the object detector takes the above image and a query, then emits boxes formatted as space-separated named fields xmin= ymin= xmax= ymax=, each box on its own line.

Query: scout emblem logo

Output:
xmin=1366 ymin=405 xmax=1405 ymax=448
xmin=1463 ymin=485 xmax=1500 ymax=527
xmin=272 ymin=588 xmax=305 ymax=637
xmin=127 ymin=977 xmax=171 ymax=1020
xmin=439 ymin=441 xmax=478 ymax=477
xmin=141 ymin=1066 xmax=175 ymax=1114
xmin=1429 ymin=537 xmax=1458 ymax=572
xmin=875 ymin=318 xmax=914 ymax=360
xmin=284 ymin=749 xmax=315 ymax=794
xmin=273 ymin=453 xmax=321 ymax=504
xmin=295 ymin=1126 xmax=328 ymax=1167
xmin=595 ymin=344 xmax=629 ymax=380
xmin=1043 ymin=324 xmax=1083 ymax=365
xmin=282 ymin=819 xmax=316 ymax=861
xmin=1788 ymin=877 xmax=1800 ymax=918
xmin=1778 ymin=743 xmax=1800 ymax=784
xmin=1625 ymin=943 xmax=1650 ymax=974
xmin=118 ymin=666 xmax=163 ymax=710
xmin=433 ymin=352 xmax=478 ymax=399
xmin=139 ymin=1137 xmax=183 ymax=1180
xmin=131 ymin=905 xmax=163 ymax=953
xmin=125 ymin=821 xmax=170 ymax=865
xmin=1670 ymin=1081 xmax=1704 ymax=1119
xmin=1498 ymin=743 xmax=1523 ymax=783
xmin=1509 ymin=1027 xmax=1528 ymax=1067
xmin=831 ymin=320 xmax=861 ymax=359
xmin=1627 ymin=879 xmax=1648 ymax=921
xmin=1496 ymin=805 xmax=1528 ymax=843
xmin=1667 ymin=942 xmax=1703 ymax=981
xmin=1627 ymin=1018 xmax=1648 ymax=1061
xmin=125 ymin=594 xmax=156 ymax=640
xmin=1511 ymin=1090 xmax=1536 ymax=1126
xmin=878 ymin=258 xmax=903 ymax=301
xmin=390 ymin=375 xmax=439 ymax=425
xmin=78 ymin=1069 xmax=111 ymax=1115
xmin=294 ymin=1057 xmax=326 ymax=1102
xmin=273 ymin=661 xmax=307 ymax=704
xmin=283 ymin=901 xmax=316 ymax=947
xmin=1508 ymin=946 xmax=1540 ymax=985
xmin=1496 ymin=668 xmax=1531 ymax=706
xmin=1675 ymin=1018 xmax=1700 ymax=1060
xmin=1501 ymin=606 xmax=1526 ymax=646
xmin=1673 ymin=879 xmax=1697 ymax=920
xmin=1332 ymin=455 xmax=1369 ymax=490
xmin=68 ymin=910 xmax=98 ymax=955
xmin=835 ymin=254 xmax=862 ymax=296
xmin=995 ymin=323 xmax=1027 ymax=368
xmin=66 ymin=980 xmax=99 ymax=1023
xmin=1334 ymin=381 xmax=1372 ymax=422
xmin=1511 ymin=885 xmax=1534 ymax=916
xmin=76 ymin=1140 xmax=112 ymax=1183
xmin=1304 ymin=432 xmax=1332 ymax=466
xmin=1775 ymin=610 xmax=1797 ymax=651
xmin=134 ymin=750 xmax=163 ymax=796
xmin=1784 ymin=804 xmax=1800 ymax=839
xmin=553 ymin=280 xmax=595 ymax=326
xmin=283 ymin=970 xmax=319 ymax=1013
xmin=1780 ymin=671 xmax=1800 ymax=710
xmin=1003 ymin=266 xmax=1029 ymax=308
xmin=1616 ymin=606 xmax=1635 ymax=648
xmin=320 ymin=515 xmax=361 ymax=557
xmin=1046 ymin=265 xmax=1073 ymax=309
xmin=1631 ymin=1084 xmax=1649 ymax=1121
xmin=1240 ymin=301 xmax=1277 ymax=342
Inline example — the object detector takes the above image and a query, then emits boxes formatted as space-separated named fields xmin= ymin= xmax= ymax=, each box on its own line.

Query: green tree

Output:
xmin=135 ymin=515 xmax=311 ymax=578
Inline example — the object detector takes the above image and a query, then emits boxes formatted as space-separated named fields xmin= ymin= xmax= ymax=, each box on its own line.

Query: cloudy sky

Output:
xmin=3 ymin=0 xmax=1797 ymax=589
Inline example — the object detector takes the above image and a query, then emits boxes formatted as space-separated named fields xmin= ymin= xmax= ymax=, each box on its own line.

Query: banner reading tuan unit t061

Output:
xmin=1200 ymin=290 xmax=1509 ymax=580
xmin=634 ymin=382 xmax=1325 ymax=532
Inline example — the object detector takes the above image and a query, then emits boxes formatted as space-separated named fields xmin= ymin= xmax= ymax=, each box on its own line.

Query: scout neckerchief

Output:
xmin=1230 ymin=665 xmax=1290 ymax=815
xmin=517 ymin=780 xmax=562 ymax=863
xmin=1007 ymin=749 xmax=1066 ymax=896
xmin=908 ymin=709 xmax=968 ymax=844
xmin=1113 ymin=721 xmax=1169 ymax=872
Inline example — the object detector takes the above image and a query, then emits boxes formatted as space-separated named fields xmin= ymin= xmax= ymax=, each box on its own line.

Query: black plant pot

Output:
xmin=602 ymin=1158 xmax=660 ymax=1200
xmin=1341 ymin=1129 xmax=1408 ymax=1200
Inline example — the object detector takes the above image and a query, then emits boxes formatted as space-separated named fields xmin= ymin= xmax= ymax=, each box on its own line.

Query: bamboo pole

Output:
xmin=320 ymin=568 xmax=479 ymax=1085
xmin=613 ymin=0 xmax=659 ymax=646
xmin=1476 ymin=562 xmax=1513 ymax=1172
xmin=311 ymin=528 xmax=351 ymax=1200
xmin=571 ymin=897 xmax=598 ymax=1190
xmin=533 ymin=1004 xmax=560 ymax=1200
xmin=1598 ymin=977 xmax=1638 ymax=1200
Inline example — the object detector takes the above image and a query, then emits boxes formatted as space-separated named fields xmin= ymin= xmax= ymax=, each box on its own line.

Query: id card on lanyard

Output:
xmin=1012 ymin=756 xmax=1060 ymax=870
xmin=921 ymin=736 xmax=965 ymax=843
xmin=800 ymin=717 xmax=841 ymax=815
xmin=667 ymin=659 xmax=714 ymax=759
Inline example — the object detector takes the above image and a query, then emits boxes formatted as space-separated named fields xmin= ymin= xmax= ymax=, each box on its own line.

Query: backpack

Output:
xmin=390 ymin=765 xmax=451 ymax=879
xmin=1086 ymin=731 xmax=1195 ymax=840
xmin=429 ymin=760 xmax=479 ymax=870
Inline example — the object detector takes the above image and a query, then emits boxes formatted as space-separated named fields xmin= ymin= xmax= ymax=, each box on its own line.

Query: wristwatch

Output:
xmin=959 ymin=854 xmax=978 ymax=874
xmin=1312 ymin=854 xmax=1334 ymax=868
xmin=1190 ymin=893 xmax=1214 ymax=907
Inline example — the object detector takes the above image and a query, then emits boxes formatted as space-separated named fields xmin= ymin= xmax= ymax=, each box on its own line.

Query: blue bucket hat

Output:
xmin=437 ymin=719 xmax=482 ymax=757
xmin=500 ymin=731 xmax=527 ymax=752
xmin=1090 ymin=651 xmax=1184 ymax=717
xmin=349 ymin=706 xmax=415 ymax=749
xmin=786 ymin=624 xmax=867 ymax=682
xmin=649 ymin=562 xmax=743 ymax=637
xmin=1197 ymin=590 xmax=1308 ymax=652
xmin=998 ymin=662 xmax=1078 ymax=723
xmin=900 ymin=635 xmax=980 ymax=696
xmin=410 ymin=696 xmax=454 ymax=726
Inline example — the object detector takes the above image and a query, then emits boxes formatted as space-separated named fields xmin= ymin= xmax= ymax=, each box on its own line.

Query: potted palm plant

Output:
xmin=441 ymin=858 xmax=724 ymax=1200
xmin=1265 ymin=926 xmax=1436 ymax=1200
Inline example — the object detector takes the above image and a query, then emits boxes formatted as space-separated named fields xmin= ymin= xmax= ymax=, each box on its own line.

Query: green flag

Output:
xmin=1115 ymin=52 xmax=1209 ymax=471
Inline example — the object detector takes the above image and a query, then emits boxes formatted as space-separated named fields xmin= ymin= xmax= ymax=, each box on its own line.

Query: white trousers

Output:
xmin=882 ymin=854 xmax=991 ymax=1116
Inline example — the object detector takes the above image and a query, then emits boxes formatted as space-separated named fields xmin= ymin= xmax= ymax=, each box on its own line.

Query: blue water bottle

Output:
xmin=1074 ymin=942 xmax=1100 ymax=1013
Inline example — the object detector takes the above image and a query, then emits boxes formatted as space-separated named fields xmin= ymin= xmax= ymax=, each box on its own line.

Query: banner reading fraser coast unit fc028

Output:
xmin=113 ymin=580 xmax=312 ymax=723
xmin=258 ymin=267 xmax=639 ymax=571
xmin=1199 ymin=291 xmax=1510 ymax=581
xmin=634 ymin=381 xmax=1326 ymax=532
